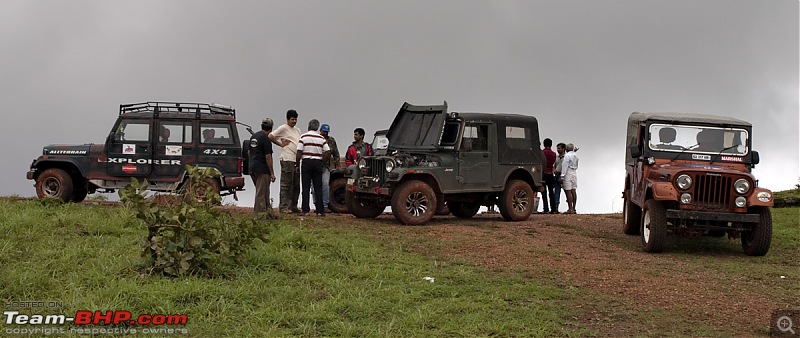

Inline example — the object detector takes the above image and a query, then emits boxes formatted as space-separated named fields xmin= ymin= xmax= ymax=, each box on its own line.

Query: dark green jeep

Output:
xmin=346 ymin=102 xmax=544 ymax=225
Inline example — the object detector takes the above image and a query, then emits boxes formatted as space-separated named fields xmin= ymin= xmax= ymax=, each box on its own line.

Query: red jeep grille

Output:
xmin=692 ymin=174 xmax=732 ymax=210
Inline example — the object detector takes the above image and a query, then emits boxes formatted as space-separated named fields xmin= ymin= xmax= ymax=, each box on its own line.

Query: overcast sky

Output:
xmin=2 ymin=0 xmax=797 ymax=213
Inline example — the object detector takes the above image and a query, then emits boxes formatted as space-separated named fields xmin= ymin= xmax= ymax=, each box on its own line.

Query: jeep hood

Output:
xmin=386 ymin=102 xmax=448 ymax=151
xmin=42 ymin=144 xmax=92 ymax=156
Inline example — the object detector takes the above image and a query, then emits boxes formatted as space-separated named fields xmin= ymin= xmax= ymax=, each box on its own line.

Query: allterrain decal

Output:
xmin=46 ymin=150 xmax=88 ymax=155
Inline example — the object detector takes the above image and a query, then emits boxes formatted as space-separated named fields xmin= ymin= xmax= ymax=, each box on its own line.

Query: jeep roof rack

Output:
xmin=119 ymin=102 xmax=235 ymax=118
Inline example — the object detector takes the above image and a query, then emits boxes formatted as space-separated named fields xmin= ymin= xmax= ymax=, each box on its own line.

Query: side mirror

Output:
xmin=751 ymin=151 xmax=760 ymax=165
xmin=629 ymin=145 xmax=641 ymax=158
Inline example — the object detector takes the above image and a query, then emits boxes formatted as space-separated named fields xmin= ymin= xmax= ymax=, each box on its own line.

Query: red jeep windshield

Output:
xmin=648 ymin=124 xmax=749 ymax=156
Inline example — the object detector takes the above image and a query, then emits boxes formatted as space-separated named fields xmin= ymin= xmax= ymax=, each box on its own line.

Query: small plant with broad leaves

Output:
xmin=119 ymin=165 xmax=268 ymax=277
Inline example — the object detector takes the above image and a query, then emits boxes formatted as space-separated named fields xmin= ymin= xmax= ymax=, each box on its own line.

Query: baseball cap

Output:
xmin=320 ymin=124 xmax=330 ymax=132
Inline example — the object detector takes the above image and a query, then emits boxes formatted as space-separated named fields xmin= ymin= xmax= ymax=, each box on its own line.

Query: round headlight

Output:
xmin=385 ymin=159 xmax=395 ymax=172
xmin=680 ymin=193 xmax=692 ymax=204
xmin=357 ymin=159 xmax=367 ymax=170
xmin=734 ymin=179 xmax=750 ymax=194
xmin=735 ymin=196 xmax=747 ymax=208
xmin=676 ymin=174 xmax=692 ymax=190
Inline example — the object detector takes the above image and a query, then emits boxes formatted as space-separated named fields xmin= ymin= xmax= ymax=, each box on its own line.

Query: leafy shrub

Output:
xmin=119 ymin=166 xmax=268 ymax=277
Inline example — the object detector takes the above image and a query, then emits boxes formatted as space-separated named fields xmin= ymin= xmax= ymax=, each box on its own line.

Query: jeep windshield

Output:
xmin=648 ymin=123 xmax=749 ymax=156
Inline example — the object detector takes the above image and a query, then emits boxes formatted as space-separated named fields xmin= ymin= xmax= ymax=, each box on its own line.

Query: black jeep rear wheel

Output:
xmin=35 ymin=168 xmax=74 ymax=202
xmin=391 ymin=180 xmax=437 ymax=225
xmin=498 ymin=180 xmax=534 ymax=221
xmin=345 ymin=190 xmax=385 ymax=219
xmin=448 ymin=202 xmax=481 ymax=219
xmin=741 ymin=206 xmax=772 ymax=256
xmin=328 ymin=178 xmax=348 ymax=213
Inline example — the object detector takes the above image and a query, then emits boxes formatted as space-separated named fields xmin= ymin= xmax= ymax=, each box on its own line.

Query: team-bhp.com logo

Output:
xmin=4 ymin=310 xmax=189 ymax=335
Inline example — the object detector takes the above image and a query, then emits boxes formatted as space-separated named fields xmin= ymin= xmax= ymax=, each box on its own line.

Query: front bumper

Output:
xmin=665 ymin=209 xmax=760 ymax=223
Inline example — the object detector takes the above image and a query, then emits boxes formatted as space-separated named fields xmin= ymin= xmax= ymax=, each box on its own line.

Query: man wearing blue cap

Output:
xmin=316 ymin=123 xmax=340 ymax=211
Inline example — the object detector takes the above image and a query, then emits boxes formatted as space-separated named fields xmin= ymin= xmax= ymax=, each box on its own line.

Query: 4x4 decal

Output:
xmin=203 ymin=149 xmax=229 ymax=155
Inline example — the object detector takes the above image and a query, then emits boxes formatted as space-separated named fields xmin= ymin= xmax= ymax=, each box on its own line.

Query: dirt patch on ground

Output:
xmin=314 ymin=211 xmax=782 ymax=337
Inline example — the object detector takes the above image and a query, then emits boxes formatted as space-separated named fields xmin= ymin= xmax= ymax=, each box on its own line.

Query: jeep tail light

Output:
xmin=237 ymin=157 xmax=243 ymax=174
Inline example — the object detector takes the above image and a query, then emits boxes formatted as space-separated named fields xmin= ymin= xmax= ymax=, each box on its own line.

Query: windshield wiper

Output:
xmin=710 ymin=145 xmax=739 ymax=165
xmin=669 ymin=143 xmax=698 ymax=163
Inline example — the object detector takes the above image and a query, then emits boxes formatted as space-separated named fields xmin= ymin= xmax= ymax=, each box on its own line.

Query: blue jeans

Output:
xmin=553 ymin=174 xmax=562 ymax=212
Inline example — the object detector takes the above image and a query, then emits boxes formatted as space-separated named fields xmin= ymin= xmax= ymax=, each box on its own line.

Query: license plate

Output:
xmin=347 ymin=178 xmax=354 ymax=185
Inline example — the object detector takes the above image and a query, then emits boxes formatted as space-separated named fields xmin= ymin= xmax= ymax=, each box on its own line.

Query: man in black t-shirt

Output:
xmin=249 ymin=118 xmax=277 ymax=220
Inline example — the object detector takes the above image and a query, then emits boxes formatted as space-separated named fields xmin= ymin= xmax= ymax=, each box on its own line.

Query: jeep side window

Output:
xmin=159 ymin=121 xmax=192 ymax=144
xmin=463 ymin=124 xmax=488 ymax=151
xmin=115 ymin=121 xmax=150 ymax=141
xmin=200 ymin=123 xmax=234 ymax=145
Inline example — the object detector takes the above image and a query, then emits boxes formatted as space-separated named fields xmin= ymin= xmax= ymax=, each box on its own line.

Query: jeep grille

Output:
xmin=365 ymin=158 xmax=387 ymax=183
xmin=691 ymin=174 xmax=732 ymax=210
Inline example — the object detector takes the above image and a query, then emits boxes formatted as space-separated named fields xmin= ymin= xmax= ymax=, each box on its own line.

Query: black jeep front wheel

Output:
xmin=35 ymin=168 xmax=74 ymax=202
xmin=641 ymin=199 xmax=667 ymax=253
xmin=391 ymin=180 xmax=437 ymax=225
xmin=345 ymin=190 xmax=385 ymax=219
xmin=498 ymin=180 xmax=534 ymax=221
xmin=328 ymin=178 xmax=348 ymax=213
xmin=741 ymin=206 xmax=772 ymax=256
xmin=448 ymin=202 xmax=481 ymax=219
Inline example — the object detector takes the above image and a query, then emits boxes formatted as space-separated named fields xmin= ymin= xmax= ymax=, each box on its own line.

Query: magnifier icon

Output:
xmin=777 ymin=316 xmax=796 ymax=334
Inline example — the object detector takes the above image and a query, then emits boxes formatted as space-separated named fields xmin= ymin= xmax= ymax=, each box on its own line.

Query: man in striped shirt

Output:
xmin=296 ymin=119 xmax=331 ymax=216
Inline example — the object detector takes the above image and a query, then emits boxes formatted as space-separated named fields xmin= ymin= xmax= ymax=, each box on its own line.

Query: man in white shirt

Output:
xmin=559 ymin=143 xmax=579 ymax=214
xmin=268 ymin=110 xmax=302 ymax=214
xmin=296 ymin=119 xmax=331 ymax=216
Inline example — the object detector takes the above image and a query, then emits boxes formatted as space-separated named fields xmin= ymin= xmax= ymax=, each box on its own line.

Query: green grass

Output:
xmin=0 ymin=199 xmax=577 ymax=337
xmin=774 ymin=186 xmax=800 ymax=207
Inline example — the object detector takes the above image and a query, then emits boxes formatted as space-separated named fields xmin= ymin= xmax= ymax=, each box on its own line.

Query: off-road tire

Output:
xmin=35 ymin=168 xmax=74 ymax=202
xmin=345 ymin=190 xmax=385 ymax=219
xmin=498 ymin=180 xmax=534 ymax=221
xmin=623 ymin=194 xmax=641 ymax=235
xmin=328 ymin=178 xmax=348 ymax=213
xmin=448 ymin=202 xmax=481 ymax=219
xmin=641 ymin=199 xmax=667 ymax=253
xmin=391 ymin=180 xmax=437 ymax=225
xmin=741 ymin=206 xmax=772 ymax=256
xmin=72 ymin=181 xmax=88 ymax=203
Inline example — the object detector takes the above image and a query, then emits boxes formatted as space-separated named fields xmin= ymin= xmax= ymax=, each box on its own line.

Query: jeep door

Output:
xmin=152 ymin=120 xmax=195 ymax=181
xmin=458 ymin=123 xmax=493 ymax=188
xmin=106 ymin=119 xmax=153 ymax=177
xmin=198 ymin=122 xmax=240 ymax=174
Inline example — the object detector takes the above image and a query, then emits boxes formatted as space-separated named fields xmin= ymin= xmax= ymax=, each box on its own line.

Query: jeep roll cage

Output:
xmin=119 ymin=102 xmax=236 ymax=118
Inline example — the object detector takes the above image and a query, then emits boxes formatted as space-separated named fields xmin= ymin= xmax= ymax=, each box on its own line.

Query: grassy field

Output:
xmin=0 ymin=199 xmax=581 ymax=337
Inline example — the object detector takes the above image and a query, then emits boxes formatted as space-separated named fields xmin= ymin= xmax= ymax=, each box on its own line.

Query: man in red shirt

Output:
xmin=345 ymin=128 xmax=373 ymax=166
xmin=542 ymin=138 xmax=558 ymax=214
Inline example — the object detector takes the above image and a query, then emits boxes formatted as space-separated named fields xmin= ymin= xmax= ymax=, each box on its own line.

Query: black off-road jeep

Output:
xmin=346 ymin=102 xmax=544 ymax=225
xmin=27 ymin=102 xmax=247 ymax=202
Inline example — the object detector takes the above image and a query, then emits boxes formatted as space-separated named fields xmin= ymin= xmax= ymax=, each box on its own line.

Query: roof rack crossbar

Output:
xmin=119 ymin=102 xmax=235 ymax=118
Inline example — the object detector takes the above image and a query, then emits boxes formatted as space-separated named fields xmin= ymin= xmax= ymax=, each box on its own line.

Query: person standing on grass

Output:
xmin=315 ymin=123 xmax=340 ymax=211
xmin=559 ymin=143 xmax=579 ymax=214
xmin=541 ymin=138 xmax=557 ymax=214
xmin=552 ymin=142 xmax=566 ymax=213
xmin=249 ymin=117 xmax=277 ymax=220
xmin=268 ymin=110 xmax=301 ymax=214
xmin=296 ymin=119 xmax=331 ymax=216
xmin=345 ymin=128 xmax=373 ymax=166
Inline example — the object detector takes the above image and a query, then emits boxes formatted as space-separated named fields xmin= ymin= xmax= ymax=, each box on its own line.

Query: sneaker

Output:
xmin=298 ymin=211 xmax=308 ymax=216
xmin=316 ymin=212 xmax=326 ymax=217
